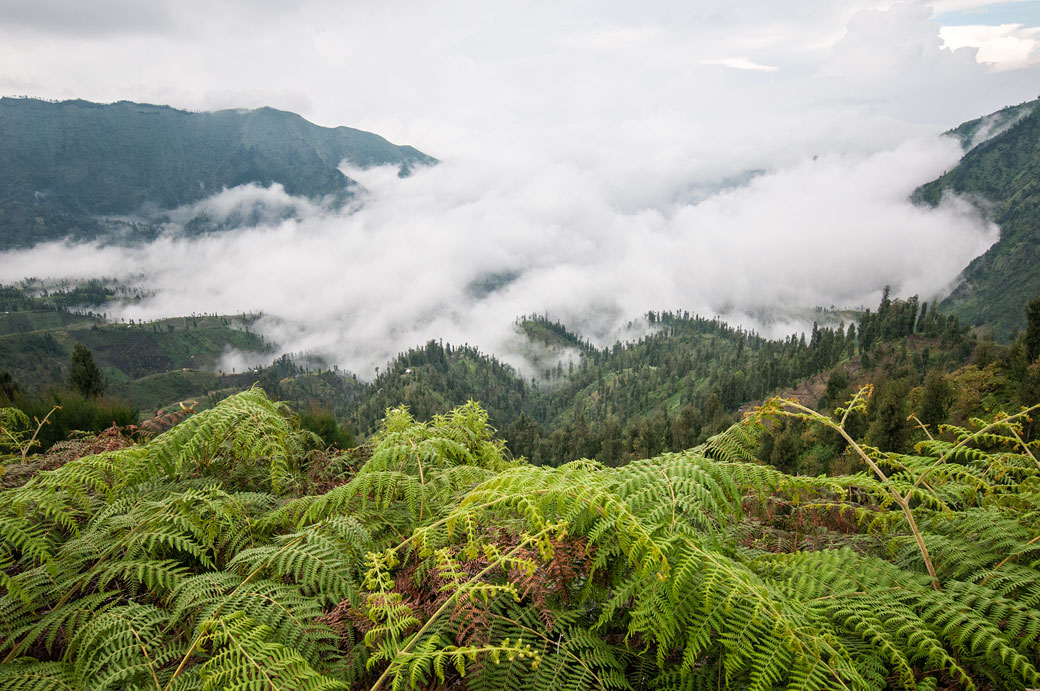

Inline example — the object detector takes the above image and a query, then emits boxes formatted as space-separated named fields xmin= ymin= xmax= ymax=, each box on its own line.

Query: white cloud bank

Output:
xmin=0 ymin=0 xmax=1035 ymax=376
xmin=0 ymin=135 xmax=998 ymax=377
xmin=941 ymin=23 xmax=1040 ymax=68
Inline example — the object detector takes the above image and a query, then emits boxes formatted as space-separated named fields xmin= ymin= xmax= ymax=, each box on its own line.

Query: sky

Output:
xmin=1 ymin=0 xmax=1039 ymax=376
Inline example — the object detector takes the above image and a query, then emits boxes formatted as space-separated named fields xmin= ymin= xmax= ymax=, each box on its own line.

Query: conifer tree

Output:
xmin=1025 ymin=295 xmax=1040 ymax=363
xmin=917 ymin=370 xmax=951 ymax=428
xmin=68 ymin=343 xmax=105 ymax=398
xmin=0 ymin=370 xmax=19 ymax=404
xmin=867 ymin=378 xmax=911 ymax=451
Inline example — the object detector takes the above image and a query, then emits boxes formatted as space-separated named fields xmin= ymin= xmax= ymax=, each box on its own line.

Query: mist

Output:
xmin=0 ymin=132 xmax=998 ymax=378
xmin=0 ymin=0 xmax=1036 ymax=377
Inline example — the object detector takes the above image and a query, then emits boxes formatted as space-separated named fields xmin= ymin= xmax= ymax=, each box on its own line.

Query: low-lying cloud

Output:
xmin=0 ymin=0 xmax=1033 ymax=378
xmin=0 ymin=133 xmax=997 ymax=378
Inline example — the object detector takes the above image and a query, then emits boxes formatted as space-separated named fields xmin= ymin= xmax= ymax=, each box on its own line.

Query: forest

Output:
xmin=2 ymin=284 xmax=1037 ymax=471
xmin=3 ymin=285 xmax=1040 ymax=690
xmin=345 ymin=289 xmax=1029 ymax=472
xmin=0 ymin=290 xmax=1039 ymax=688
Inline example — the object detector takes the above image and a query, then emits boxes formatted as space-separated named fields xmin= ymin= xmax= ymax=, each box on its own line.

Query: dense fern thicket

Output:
xmin=1 ymin=387 xmax=1039 ymax=690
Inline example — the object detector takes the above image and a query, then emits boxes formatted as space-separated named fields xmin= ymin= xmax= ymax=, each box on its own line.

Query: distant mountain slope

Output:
xmin=0 ymin=98 xmax=436 ymax=248
xmin=914 ymin=97 xmax=1040 ymax=339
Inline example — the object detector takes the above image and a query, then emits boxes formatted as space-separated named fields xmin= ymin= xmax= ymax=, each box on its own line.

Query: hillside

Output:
xmin=0 ymin=97 xmax=436 ymax=248
xmin=343 ymin=304 xmax=956 ymax=466
xmin=0 ymin=283 xmax=276 ymax=412
xmin=914 ymin=97 xmax=1040 ymax=339
xmin=1 ymin=277 xmax=1007 ymax=474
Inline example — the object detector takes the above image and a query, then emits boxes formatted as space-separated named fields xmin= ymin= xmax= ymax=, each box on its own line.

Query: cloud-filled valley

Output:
xmin=1 ymin=0 xmax=1037 ymax=378
xmin=0 ymin=132 xmax=998 ymax=378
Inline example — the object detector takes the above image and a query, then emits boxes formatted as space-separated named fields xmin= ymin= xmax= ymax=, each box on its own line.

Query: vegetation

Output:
xmin=9 ymin=392 xmax=139 ymax=451
xmin=2 ymin=93 xmax=1040 ymax=688
xmin=0 ymin=97 xmax=435 ymax=249
xmin=0 ymin=386 xmax=1038 ymax=689
xmin=914 ymin=97 xmax=1040 ymax=339
xmin=348 ymin=296 xmax=975 ymax=468
xmin=0 ymin=282 xmax=273 ymax=411
xmin=1 ymin=277 xmax=1029 ymax=475
xmin=69 ymin=344 xmax=105 ymax=399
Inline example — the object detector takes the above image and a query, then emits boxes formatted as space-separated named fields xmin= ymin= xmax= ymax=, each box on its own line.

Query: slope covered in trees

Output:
xmin=914 ymin=97 xmax=1040 ymax=338
xmin=0 ymin=282 xmax=272 ymax=409
xmin=1 ymin=277 xmax=1017 ymax=475
xmin=346 ymin=299 xmax=975 ymax=468
xmin=0 ymin=98 xmax=436 ymax=248
xmin=1 ymin=388 xmax=1039 ymax=690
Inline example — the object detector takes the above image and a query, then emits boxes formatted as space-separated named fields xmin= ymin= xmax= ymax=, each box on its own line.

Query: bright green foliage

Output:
xmin=1 ymin=390 xmax=1039 ymax=689
xmin=195 ymin=612 xmax=347 ymax=691
xmin=0 ymin=407 xmax=31 ymax=455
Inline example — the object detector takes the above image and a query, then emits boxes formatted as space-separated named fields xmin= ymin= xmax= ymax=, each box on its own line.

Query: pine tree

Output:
xmin=917 ymin=370 xmax=951 ymax=429
xmin=1025 ymin=295 xmax=1040 ymax=363
xmin=68 ymin=343 xmax=105 ymax=399
xmin=867 ymin=378 xmax=911 ymax=452
xmin=0 ymin=370 xmax=19 ymax=404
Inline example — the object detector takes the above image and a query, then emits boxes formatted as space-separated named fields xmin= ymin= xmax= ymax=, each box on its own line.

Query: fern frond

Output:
xmin=66 ymin=601 xmax=183 ymax=690
xmin=700 ymin=420 xmax=762 ymax=463
xmin=195 ymin=612 xmax=347 ymax=690
xmin=227 ymin=516 xmax=367 ymax=607
xmin=0 ymin=660 xmax=78 ymax=691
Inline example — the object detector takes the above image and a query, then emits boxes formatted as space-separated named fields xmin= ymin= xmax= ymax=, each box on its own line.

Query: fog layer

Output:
xmin=0 ymin=135 xmax=997 ymax=376
xmin=1 ymin=0 xmax=1035 ymax=376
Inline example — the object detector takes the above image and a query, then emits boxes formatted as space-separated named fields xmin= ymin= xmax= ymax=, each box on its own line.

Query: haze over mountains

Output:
xmin=915 ymin=98 xmax=1040 ymax=339
xmin=5 ymin=5 xmax=1040 ymax=688
xmin=0 ymin=94 xmax=1025 ymax=378
xmin=0 ymin=97 xmax=434 ymax=248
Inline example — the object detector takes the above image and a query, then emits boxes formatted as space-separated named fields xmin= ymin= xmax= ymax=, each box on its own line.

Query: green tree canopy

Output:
xmin=1025 ymin=295 xmax=1040 ymax=363
xmin=68 ymin=343 xmax=105 ymax=398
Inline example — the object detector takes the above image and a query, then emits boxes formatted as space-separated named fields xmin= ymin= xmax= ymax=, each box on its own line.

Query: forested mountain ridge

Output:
xmin=0 ymin=280 xmax=989 ymax=469
xmin=0 ymin=97 xmax=435 ymax=248
xmin=914 ymin=96 xmax=1040 ymax=339
xmin=343 ymin=299 xmax=977 ymax=467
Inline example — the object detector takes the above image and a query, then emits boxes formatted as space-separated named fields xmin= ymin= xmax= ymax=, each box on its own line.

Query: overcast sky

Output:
xmin=1 ymin=0 xmax=1039 ymax=375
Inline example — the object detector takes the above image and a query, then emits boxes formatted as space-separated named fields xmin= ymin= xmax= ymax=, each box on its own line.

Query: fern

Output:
xmin=2 ymin=392 xmax=1039 ymax=689
xmin=195 ymin=612 xmax=346 ymax=690
xmin=0 ymin=660 xmax=78 ymax=691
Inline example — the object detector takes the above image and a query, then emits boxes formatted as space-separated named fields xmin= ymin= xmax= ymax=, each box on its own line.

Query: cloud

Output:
xmin=0 ymin=0 xmax=178 ymax=36
xmin=155 ymin=183 xmax=332 ymax=230
xmin=940 ymin=23 xmax=1040 ymax=68
xmin=701 ymin=57 xmax=780 ymax=72
xmin=0 ymin=0 xmax=1032 ymax=377
xmin=0 ymin=133 xmax=997 ymax=378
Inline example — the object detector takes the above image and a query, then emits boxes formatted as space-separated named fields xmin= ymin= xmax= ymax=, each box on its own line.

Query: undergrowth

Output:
xmin=0 ymin=386 xmax=1038 ymax=690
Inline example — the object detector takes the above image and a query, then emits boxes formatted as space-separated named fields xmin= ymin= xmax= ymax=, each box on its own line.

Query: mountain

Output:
xmin=0 ymin=97 xmax=436 ymax=248
xmin=914 ymin=97 xmax=1040 ymax=339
